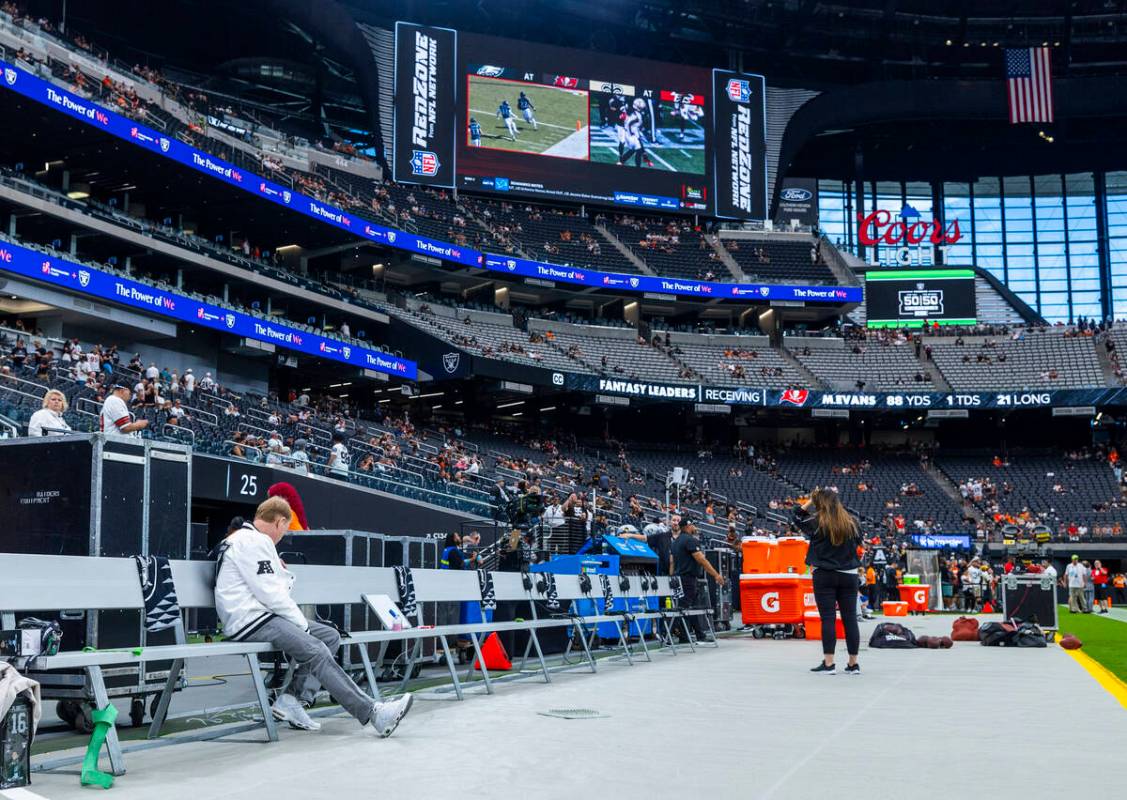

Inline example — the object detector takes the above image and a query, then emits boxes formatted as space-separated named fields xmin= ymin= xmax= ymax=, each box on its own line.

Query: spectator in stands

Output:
xmin=215 ymin=497 xmax=413 ymax=735
xmin=795 ymin=489 xmax=862 ymax=675
xmin=27 ymin=389 xmax=71 ymax=437
xmin=1064 ymin=555 xmax=1089 ymax=613
xmin=288 ymin=439 xmax=310 ymax=475
xmin=327 ymin=433 xmax=350 ymax=479
xmin=100 ymin=383 xmax=148 ymax=438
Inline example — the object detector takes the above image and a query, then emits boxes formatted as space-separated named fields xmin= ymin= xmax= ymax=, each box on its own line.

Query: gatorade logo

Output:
xmin=914 ymin=589 xmax=927 ymax=605
xmin=803 ymin=592 xmax=815 ymax=607
xmin=761 ymin=592 xmax=780 ymax=613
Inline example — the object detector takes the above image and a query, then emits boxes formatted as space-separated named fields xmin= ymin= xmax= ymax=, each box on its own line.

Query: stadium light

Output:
xmin=496 ymin=400 xmax=525 ymax=409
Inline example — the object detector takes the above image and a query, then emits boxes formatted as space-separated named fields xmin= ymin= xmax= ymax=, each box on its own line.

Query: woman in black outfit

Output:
xmin=794 ymin=488 xmax=862 ymax=675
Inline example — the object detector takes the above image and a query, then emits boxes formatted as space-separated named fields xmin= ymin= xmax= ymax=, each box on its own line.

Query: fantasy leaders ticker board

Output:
xmin=864 ymin=269 xmax=977 ymax=329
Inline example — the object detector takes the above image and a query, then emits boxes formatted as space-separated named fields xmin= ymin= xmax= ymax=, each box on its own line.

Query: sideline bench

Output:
xmin=0 ymin=553 xmax=713 ymax=776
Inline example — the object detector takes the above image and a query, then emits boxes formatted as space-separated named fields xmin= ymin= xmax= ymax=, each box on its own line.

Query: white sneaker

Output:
xmin=272 ymin=693 xmax=321 ymax=731
xmin=371 ymin=693 xmax=414 ymax=738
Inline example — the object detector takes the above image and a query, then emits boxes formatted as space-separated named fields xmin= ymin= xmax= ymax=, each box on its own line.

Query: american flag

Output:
xmin=1005 ymin=47 xmax=1054 ymax=124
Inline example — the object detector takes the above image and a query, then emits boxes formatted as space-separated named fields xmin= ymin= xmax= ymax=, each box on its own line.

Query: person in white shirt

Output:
xmin=288 ymin=439 xmax=311 ymax=475
xmin=214 ymin=497 xmax=413 ymax=736
xmin=961 ymin=560 xmax=983 ymax=612
xmin=1064 ymin=555 xmax=1089 ymax=613
xmin=183 ymin=369 xmax=196 ymax=394
xmin=144 ymin=363 xmax=159 ymax=380
xmin=27 ymin=389 xmax=72 ymax=437
xmin=100 ymin=384 xmax=148 ymax=438
xmin=328 ymin=434 xmax=350 ymax=477
xmin=1041 ymin=560 xmax=1058 ymax=582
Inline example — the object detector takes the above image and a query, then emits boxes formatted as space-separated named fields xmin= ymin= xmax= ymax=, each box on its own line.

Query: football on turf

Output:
xmin=1059 ymin=634 xmax=1082 ymax=650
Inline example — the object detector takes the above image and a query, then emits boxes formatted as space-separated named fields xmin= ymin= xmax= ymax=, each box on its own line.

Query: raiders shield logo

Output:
xmin=4 ymin=68 xmax=16 ymax=86
xmin=78 ymin=270 xmax=90 ymax=287
xmin=224 ymin=313 xmax=236 ymax=328
xmin=159 ymin=137 xmax=170 ymax=152
xmin=442 ymin=352 xmax=460 ymax=373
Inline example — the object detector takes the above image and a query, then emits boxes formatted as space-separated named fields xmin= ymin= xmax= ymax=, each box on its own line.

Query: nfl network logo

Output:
xmin=4 ymin=68 xmax=16 ymax=86
xmin=158 ymin=137 xmax=170 ymax=152
xmin=282 ymin=190 xmax=291 ymax=204
xmin=387 ymin=231 xmax=397 ymax=244
xmin=552 ymin=372 xmax=564 ymax=386
xmin=726 ymin=78 xmax=751 ymax=103
xmin=410 ymin=150 xmax=440 ymax=177
xmin=442 ymin=352 xmax=460 ymax=373
xmin=224 ymin=313 xmax=236 ymax=329
xmin=629 ymin=277 xmax=639 ymax=288
xmin=78 ymin=270 xmax=90 ymax=287
xmin=342 ymin=346 xmax=351 ymax=360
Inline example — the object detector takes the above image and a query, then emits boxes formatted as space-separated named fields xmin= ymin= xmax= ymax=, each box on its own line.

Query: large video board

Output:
xmin=392 ymin=23 xmax=766 ymax=218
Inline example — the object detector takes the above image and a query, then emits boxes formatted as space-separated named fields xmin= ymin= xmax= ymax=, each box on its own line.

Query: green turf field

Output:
xmin=467 ymin=75 xmax=588 ymax=159
xmin=1057 ymin=605 xmax=1127 ymax=683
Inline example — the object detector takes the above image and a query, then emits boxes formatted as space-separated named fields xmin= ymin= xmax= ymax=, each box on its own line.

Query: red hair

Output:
xmin=267 ymin=482 xmax=309 ymax=530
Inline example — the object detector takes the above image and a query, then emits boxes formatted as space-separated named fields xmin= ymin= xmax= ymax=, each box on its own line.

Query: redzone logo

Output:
xmin=781 ymin=388 xmax=809 ymax=406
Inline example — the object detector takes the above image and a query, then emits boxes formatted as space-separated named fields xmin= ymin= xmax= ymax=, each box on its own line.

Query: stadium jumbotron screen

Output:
xmin=865 ymin=269 xmax=978 ymax=329
xmin=392 ymin=22 xmax=766 ymax=218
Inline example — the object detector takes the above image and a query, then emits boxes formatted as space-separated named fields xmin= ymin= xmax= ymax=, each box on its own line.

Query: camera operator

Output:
xmin=671 ymin=519 xmax=725 ymax=643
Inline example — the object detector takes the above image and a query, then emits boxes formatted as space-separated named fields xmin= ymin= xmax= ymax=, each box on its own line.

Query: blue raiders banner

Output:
xmin=393 ymin=22 xmax=457 ymax=187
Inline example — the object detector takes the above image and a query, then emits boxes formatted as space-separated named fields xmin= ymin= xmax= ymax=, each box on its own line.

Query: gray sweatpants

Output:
xmin=245 ymin=618 xmax=373 ymax=724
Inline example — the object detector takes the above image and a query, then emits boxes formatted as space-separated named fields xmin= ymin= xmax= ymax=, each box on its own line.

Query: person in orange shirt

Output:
xmin=1112 ymin=573 xmax=1126 ymax=606
xmin=865 ymin=563 xmax=880 ymax=609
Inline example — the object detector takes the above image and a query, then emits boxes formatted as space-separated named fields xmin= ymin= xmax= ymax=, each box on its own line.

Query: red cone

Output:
xmin=473 ymin=633 xmax=511 ymax=671
xmin=981 ymin=602 xmax=994 ymax=613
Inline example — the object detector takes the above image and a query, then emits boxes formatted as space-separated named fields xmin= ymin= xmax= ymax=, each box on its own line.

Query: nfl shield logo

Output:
xmin=442 ymin=352 xmax=460 ymax=374
xmin=727 ymin=78 xmax=751 ymax=103
xmin=387 ymin=231 xmax=397 ymax=244
xmin=78 ymin=270 xmax=90 ymax=287
xmin=342 ymin=346 xmax=351 ymax=359
xmin=4 ymin=68 xmax=16 ymax=86
xmin=506 ymin=259 xmax=517 ymax=271
xmin=410 ymin=150 xmax=440 ymax=177
xmin=224 ymin=313 xmax=236 ymax=329
xmin=159 ymin=137 xmax=170 ymax=152
xmin=759 ymin=286 xmax=770 ymax=297
xmin=282 ymin=191 xmax=291 ymax=204
xmin=629 ymin=277 xmax=639 ymax=288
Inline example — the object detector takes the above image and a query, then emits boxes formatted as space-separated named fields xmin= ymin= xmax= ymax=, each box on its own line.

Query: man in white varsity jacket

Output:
xmin=215 ymin=496 xmax=413 ymax=735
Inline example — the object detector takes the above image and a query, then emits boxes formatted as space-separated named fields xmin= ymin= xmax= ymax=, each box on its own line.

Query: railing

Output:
xmin=162 ymin=424 xmax=194 ymax=446
xmin=0 ymin=412 xmax=19 ymax=438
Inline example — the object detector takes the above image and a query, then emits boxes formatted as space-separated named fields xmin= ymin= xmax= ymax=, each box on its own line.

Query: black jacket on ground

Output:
xmin=793 ymin=508 xmax=861 ymax=572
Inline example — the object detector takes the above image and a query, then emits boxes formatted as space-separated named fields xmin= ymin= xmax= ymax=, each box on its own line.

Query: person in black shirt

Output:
xmin=794 ymin=488 xmax=862 ymax=675
xmin=670 ymin=520 xmax=726 ymax=643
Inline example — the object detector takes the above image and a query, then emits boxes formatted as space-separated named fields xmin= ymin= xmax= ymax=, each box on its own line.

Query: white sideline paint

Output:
xmin=543 ymin=127 xmax=589 ymax=159
xmin=1 ymin=788 xmax=53 ymax=799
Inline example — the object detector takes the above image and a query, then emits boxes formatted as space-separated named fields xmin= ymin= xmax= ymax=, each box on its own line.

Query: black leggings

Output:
xmin=813 ymin=569 xmax=861 ymax=657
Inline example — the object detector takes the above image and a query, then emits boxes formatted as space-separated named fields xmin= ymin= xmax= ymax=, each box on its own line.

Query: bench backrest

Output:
xmin=0 ymin=554 xmax=674 ymax=617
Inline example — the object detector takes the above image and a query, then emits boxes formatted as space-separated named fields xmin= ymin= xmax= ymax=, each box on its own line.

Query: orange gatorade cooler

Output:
xmin=740 ymin=537 xmax=778 ymax=574
xmin=775 ymin=536 xmax=809 ymax=574
xmin=882 ymin=601 xmax=909 ymax=616
xmin=802 ymin=610 xmax=845 ymax=641
xmin=898 ymin=583 xmax=931 ymax=613
xmin=739 ymin=574 xmax=812 ymax=624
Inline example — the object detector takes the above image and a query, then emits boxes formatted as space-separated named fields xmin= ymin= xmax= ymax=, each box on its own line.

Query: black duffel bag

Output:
xmin=1011 ymin=622 xmax=1047 ymax=648
xmin=868 ymin=622 xmax=918 ymax=649
xmin=978 ymin=621 xmax=1017 ymax=646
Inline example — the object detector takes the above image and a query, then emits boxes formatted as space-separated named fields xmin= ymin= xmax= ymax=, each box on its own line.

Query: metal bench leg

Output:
xmin=437 ymin=634 xmax=464 ymax=700
xmin=245 ymin=653 xmax=278 ymax=742
xmin=87 ymin=666 xmax=126 ymax=777
xmin=355 ymin=644 xmax=379 ymax=699
xmin=517 ymin=636 xmax=534 ymax=674
xmin=146 ymin=658 xmax=184 ymax=739
xmin=631 ymin=618 xmax=653 ymax=662
xmin=398 ymin=639 xmax=421 ymax=696
xmin=657 ymin=614 xmax=677 ymax=653
xmin=680 ymin=613 xmax=698 ymax=652
xmin=700 ymin=611 xmax=719 ymax=648
xmin=527 ymin=628 xmax=552 ymax=684
xmin=571 ymin=619 xmax=598 ymax=673
xmin=613 ymin=620 xmax=635 ymax=665
xmin=467 ymin=633 xmax=494 ymax=694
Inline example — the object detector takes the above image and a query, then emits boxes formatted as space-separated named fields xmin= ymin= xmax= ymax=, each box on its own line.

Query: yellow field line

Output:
xmin=1055 ymin=632 xmax=1127 ymax=710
